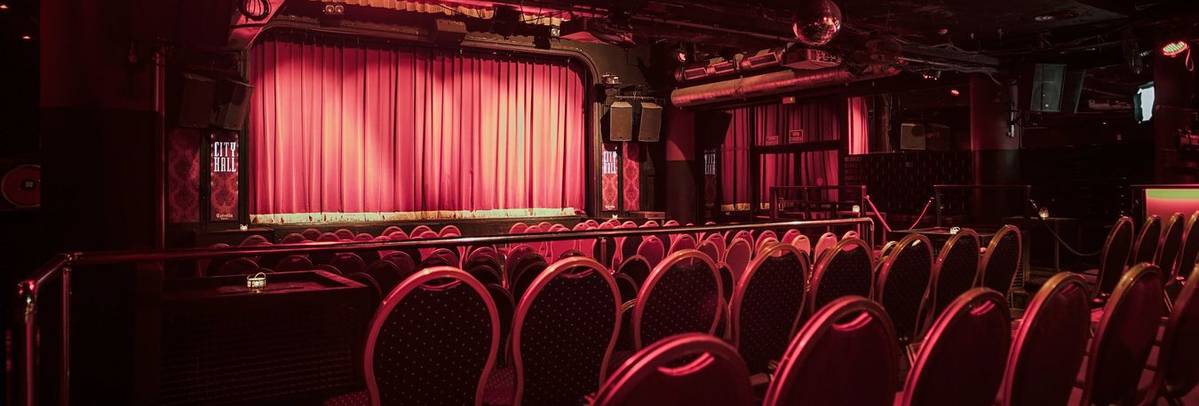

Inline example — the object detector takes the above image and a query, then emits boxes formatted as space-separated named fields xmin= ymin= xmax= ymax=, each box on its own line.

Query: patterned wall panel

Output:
xmin=623 ymin=143 xmax=641 ymax=211
xmin=167 ymin=129 xmax=201 ymax=223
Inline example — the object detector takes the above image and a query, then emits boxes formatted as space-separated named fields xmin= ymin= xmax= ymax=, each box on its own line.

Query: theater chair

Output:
xmin=724 ymin=238 xmax=753 ymax=281
xmin=806 ymin=238 xmax=873 ymax=321
xmin=728 ymin=244 xmax=808 ymax=375
xmin=918 ymin=229 xmax=980 ymax=336
xmin=698 ymin=239 xmax=722 ymax=265
xmin=1142 ymin=264 xmax=1199 ymax=404
xmin=998 ymin=273 xmax=1090 ymax=406
xmin=976 ymin=225 xmax=1022 ymax=299
xmin=636 ymin=236 xmax=666 ymax=268
xmin=874 ymin=233 xmax=933 ymax=347
xmin=1155 ymin=213 xmax=1186 ymax=281
xmin=588 ymin=333 xmax=753 ymax=406
xmin=1131 ymin=215 xmax=1163 ymax=266
xmin=1036 ymin=216 xmax=1133 ymax=302
xmin=763 ymin=297 xmax=899 ymax=406
xmin=899 ymin=288 xmax=1010 ymax=406
xmin=669 ymin=234 xmax=696 ymax=253
xmin=509 ymin=252 xmax=550 ymax=302
xmin=813 ymin=232 xmax=838 ymax=263
xmin=631 ymin=251 xmax=723 ymax=350
xmin=1073 ymin=264 xmax=1166 ymax=406
xmin=1170 ymin=211 xmax=1199 ymax=288
xmin=616 ymin=255 xmax=652 ymax=288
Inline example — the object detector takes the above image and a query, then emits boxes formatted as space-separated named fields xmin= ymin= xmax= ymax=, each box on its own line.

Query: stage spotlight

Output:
xmin=949 ymin=88 xmax=961 ymax=96
xmin=0 ymin=4 xmax=9 ymax=10
xmin=1162 ymin=40 xmax=1189 ymax=58
xmin=792 ymin=0 xmax=842 ymax=46
xmin=674 ymin=44 xmax=692 ymax=63
xmin=20 ymin=34 xmax=31 ymax=41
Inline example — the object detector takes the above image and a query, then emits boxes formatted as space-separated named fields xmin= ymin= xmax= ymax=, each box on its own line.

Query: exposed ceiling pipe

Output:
xmin=670 ymin=67 xmax=898 ymax=107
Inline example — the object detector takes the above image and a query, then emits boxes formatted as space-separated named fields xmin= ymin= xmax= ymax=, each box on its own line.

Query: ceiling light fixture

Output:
xmin=949 ymin=89 xmax=961 ymax=96
xmin=1162 ymin=41 xmax=1190 ymax=58
xmin=0 ymin=4 xmax=9 ymax=10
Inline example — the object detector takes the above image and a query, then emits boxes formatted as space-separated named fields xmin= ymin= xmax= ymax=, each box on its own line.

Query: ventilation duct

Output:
xmin=671 ymin=67 xmax=895 ymax=107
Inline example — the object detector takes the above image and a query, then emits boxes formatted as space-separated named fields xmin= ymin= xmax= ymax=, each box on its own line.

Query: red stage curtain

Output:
xmin=248 ymin=37 xmax=586 ymax=223
xmin=721 ymin=101 xmax=842 ymax=211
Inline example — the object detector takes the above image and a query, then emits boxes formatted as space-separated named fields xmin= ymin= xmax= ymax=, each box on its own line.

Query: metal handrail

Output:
xmin=13 ymin=217 xmax=873 ymax=406
xmin=769 ymin=185 xmax=868 ymax=220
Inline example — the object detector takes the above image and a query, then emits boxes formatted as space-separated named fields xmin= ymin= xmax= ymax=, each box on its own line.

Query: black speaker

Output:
xmin=178 ymin=73 xmax=216 ymax=129
xmin=609 ymin=101 xmax=634 ymax=141
xmin=1061 ymin=68 xmax=1087 ymax=114
xmin=1030 ymin=63 xmax=1066 ymax=112
xmin=637 ymin=102 xmax=662 ymax=142
xmin=213 ymin=78 xmax=253 ymax=131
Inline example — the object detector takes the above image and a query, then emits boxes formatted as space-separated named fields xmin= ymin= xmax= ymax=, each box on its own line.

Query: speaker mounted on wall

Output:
xmin=212 ymin=78 xmax=253 ymax=131
xmin=637 ymin=102 xmax=662 ymax=142
xmin=176 ymin=73 xmax=217 ymax=129
xmin=608 ymin=101 xmax=634 ymax=142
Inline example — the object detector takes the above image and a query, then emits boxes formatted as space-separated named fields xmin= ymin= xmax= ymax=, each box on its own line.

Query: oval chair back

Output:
xmin=729 ymin=244 xmax=809 ymax=373
xmin=591 ymin=333 xmax=753 ymax=406
xmin=724 ymin=238 xmax=754 ymax=281
xmin=813 ymin=232 xmax=839 ymax=263
xmin=755 ymin=237 xmax=779 ymax=256
xmin=409 ymin=225 xmax=433 ymax=236
xmin=791 ymin=234 xmax=812 ymax=257
xmin=333 ymin=228 xmax=355 ymax=241
xmin=781 ymin=229 xmax=803 ymax=245
xmin=1156 ymin=212 xmax=1186 ymax=279
xmin=439 ymin=225 xmax=462 ymax=237
xmin=669 ymin=234 xmax=696 ymax=253
xmin=301 ymin=228 xmax=322 ymax=241
xmin=1094 ymin=216 xmax=1136 ymax=297
xmin=329 ymin=252 xmax=367 ymax=275
xmin=1173 ymin=212 xmax=1199 ymax=283
xmin=632 ymin=250 xmax=723 ymax=349
xmin=512 ymin=257 xmax=621 ymax=406
xmin=921 ymin=229 xmax=981 ymax=335
xmin=510 ymin=255 xmax=549 ymax=302
xmin=363 ymin=267 xmax=499 ymax=406
xmin=754 ymin=230 xmax=778 ymax=250
xmin=698 ymin=240 xmax=722 ymax=265
xmin=617 ymin=255 xmax=653 ymax=288
xmin=977 ymin=225 xmax=1023 ymax=298
xmin=999 ymin=273 xmax=1090 ymax=406
xmin=875 ymin=233 xmax=934 ymax=345
xmin=1131 ymin=215 xmax=1163 ymax=265
xmin=764 ymin=297 xmax=899 ymax=406
xmin=900 ymin=288 xmax=1010 ymax=406
xmin=704 ymin=233 xmax=726 ymax=261
xmin=637 ymin=236 xmax=666 ymax=268
xmin=1079 ymin=263 xmax=1167 ymax=406
xmin=364 ymin=260 xmax=405 ymax=294
xmin=841 ymin=230 xmax=859 ymax=240
xmin=807 ymin=238 xmax=874 ymax=319
xmin=1148 ymin=264 xmax=1199 ymax=401
xmin=274 ymin=255 xmax=314 ymax=272
xmin=619 ymin=234 xmax=645 ymax=270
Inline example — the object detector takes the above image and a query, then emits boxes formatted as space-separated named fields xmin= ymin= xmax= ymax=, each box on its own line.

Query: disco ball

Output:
xmin=792 ymin=0 xmax=842 ymax=46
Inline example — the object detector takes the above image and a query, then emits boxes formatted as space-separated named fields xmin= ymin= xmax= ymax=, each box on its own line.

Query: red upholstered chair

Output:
xmin=409 ymin=225 xmax=433 ymax=237
xmin=366 ymin=259 xmax=407 ymax=294
xmin=669 ymin=234 xmax=696 ymax=253
xmin=505 ymin=257 xmax=621 ymax=406
xmin=998 ymin=273 xmax=1090 ymax=406
xmin=1155 ymin=212 xmax=1185 ymax=279
xmin=334 ymin=228 xmax=355 ymax=241
xmin=353 ymin=232 xmax=374 ymax=242
xmin=919 ymin=229 xmax=981 ymax=335
xmin=729 ymin=244 xmax=809 ymax=373
xmin=465 ymin=248 xmax=504 ymax=286
xmin=329 ymin=252 xmax=367 ymax=275
xmin=240 ymin=234 xmax=271 ymax=246
xmin=1143 ymin=264 xmax=1199 ymax=404
xmin=1068 ymin=216 xmax=1135 ymax=300
xmin=279 ymin=233 xmax=307 ymax=244
xmin=616 ymin=255 xmax=652 ymax=288
xmin=755 ymin=237 xmax=779 ymax=256
xmin=763 ymin=297 xmax=899 ymax=406
xmin=754 ymin=230 xmax=778 ymax=250
xmin=781 ymin=229 xmax=802 ymax=245
xmin=464 ymin=261 xmax=502 ymax=287
xmin=1075 ymin=263 xmax=1166 ymax=406
xmin=703 ymin=233 xmax=726 ymax=261
xmin=301 ymin=228 xmax=322 ymax=241
xmin=618 ymin=233 xmax=645 ymax=270
xmin=421 ymin=248 xmax=460 ymax=269
xmin=548 ymin=225 xmax=575 ymax=260
xmin=641 ymin=220 xmax=660 ymax=227
xmin=791 ymin=234 xmax=812 ymax=257
xmin=440 ymin=225 xmax=462 ymax=237
xmin=505 ymin=245 xmax=538 ymax=286
xmin=874 ymin=234 xmax=933 ymax=345
xmin=274 ymin=255 xmax=314 ymax=272
xmin=345 ymin=272 xmax=382 ymax=302
xmin=899 ymin=288 xmax=1010 ymax=406
xmin=1131 ymin=215 xmax=1163 ymax=265
xmin=724 ymin=238 xmax=754 ymax=281
xmin=381 ymin=225 xmax=404 ymax=237
xmin=637 ymin=236 xmax=666 ymax=268
xmin=317 ymin=232 xmax=341 ymax=242
xmin=808 ymin=238 xmax=874 ymax=318
xmin=211 ymin=257 xmax=261 ymax=277
xmin=632 ymin=250 xmax=723 ymax=349
xmin=508 ymin=222 xmax=529 ymax=235
xmin=698 ymin=240 xmax=723 ymax=265
xmin=361 ymin=267 xmax=499 ymax=406
xmin=614 ymin=273 xmax=639 ymax=303
xmin=841 ymin=230 xmax=859 ymax=240
xmin=590 ymin=333 xmax=753 ymax=406
xmin=510 ymin=254 xmax=549 ymax=302
xmin=1172 ymin=211 xmax=1199 ymax=284
xmin=663 ymin=220 xmax=679 ymax=227
xmin=977 ymin=225 xmax=1023 ymax=298
xmin=813 ymin=232 xmax=839 ymax=263
xmin=585 ymin=219 xmax=600 ymax=228
xmin=536 ymin=221 xmax=553 ymax=229
xmin=731 ymin=230 xmax=753 ymax=246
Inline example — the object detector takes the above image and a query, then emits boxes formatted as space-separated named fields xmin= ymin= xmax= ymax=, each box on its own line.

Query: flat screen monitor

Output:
xmin=1134 ymin=82 xmax=1155 ymax=123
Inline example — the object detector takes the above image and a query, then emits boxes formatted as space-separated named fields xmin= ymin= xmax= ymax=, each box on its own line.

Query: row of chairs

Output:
xmin=326 ymin=249 xmax=1199 ymax=406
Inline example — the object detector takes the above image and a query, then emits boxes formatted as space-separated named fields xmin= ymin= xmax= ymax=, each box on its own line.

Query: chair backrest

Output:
xmin=279 ymin=233 xmax=307 ymax=244
xmin=813 ymin=232 xmax=839 ymax=262
xmin=512 ymin=257 xmax=621 ymax=406
xmin=620 ymin=235 xmax=645 ymax=269
xmin=1156 ymin=212 xmax=1186 ymax=278
xmin=381 ymin=225 xmax=403 ymax=236
xmin=1131 ymin=215 xmax=1162 ymax=265
xmin=633 ymin=250 xmax=723 ymax=349
xmin=1095 ymin=216 xmax=1135 ymax=296
xmin=506 ymin=245 xmax=538 ymax=285
xmin=509 ymin=222 xmax=529 ymax=234
xmin=379 ymin=252 xmax=416 ymax=288
xmin=1174 ymin=212 xmax=1199 ymax=282
xmin=274 ymin=255 xmax=314 ymax=272
xmin=730 ymin=244 xmax=809 ymax=373
xmin=617 ymin=255 xmax=653 ymax=287
xmin=724 ymin=238 xmax=754 ymax=280
xmin=764 ymin=297 xmax=899 ymax=406
xmin=364 ymin=267 xmax=499 ymax=406
xmin=440 ymin=224 xmax=462 ymax=237
xmin=354 ymin=232 xmax=374 ymax=242
xmin=409 ymin=224 xmax=433 ymax=236
xmin=922 ymin=229 xmax=981 ymax=334
xmin=329 ymin=252 xmax=367 ymax=275
xmin=791 ymin=234 xmax=812 ymax=256
xmin=731 ymin=230 xmax=753 ymax=246
xmin=1079 ymin=263 xmax=1166 ymax=406
xmin=808 ymin=238 xmax=874 ymax=317
xmin=386 ymin=229 xmax=408 ymax=240
xmin=642 ymin=220 xmax=660 ymax=227
xmin=333 ymin=228 xmax=355 ymax=240
xmin=755 ymin=237 xmax=779 ymax=256
xmin=875 ymin=233 xmax=933 ymax=344
xmin=511 ymin=255 xmax=549 ymax=302
xmin=317 ymin=232 xmax=341 ymax=242
xmin=670 ymin=234 xmax=697 ymax=253
xmin=1000 ymin=273 xmax=1090 ymax=406
xmin=900 ymin=289 xmax=1010 ymax=406
xmin=781 ymin=229 xmax=802 ymax=245
xmin=301 ymin=228 xmax=321 ymax=241
xmin=1153 ymin=264 xmax=1199 ymax=399
xmin=704 ymin=233 xmax=727 ymax=260
xmin=754 ymin=230 xmax=778 ymax=250
xmin=211 ymin=257 xmax=260 ymax=277
xmin=637 ymin=236 xmax=666 ymax=268
xmin=365 ymin=259 xmax=405 ymax=294
xmin=591 ymin=333 xmax=753 ymax=406
xmin=614 ymin=272 xmax=639 ymax=303
xmin=978 ymin=225 xmax=1022 ymax=297
xmin=698 ymin=240 xmax=722 ymax=265
xmin=841 ymin=230 xmax=859 ymax=240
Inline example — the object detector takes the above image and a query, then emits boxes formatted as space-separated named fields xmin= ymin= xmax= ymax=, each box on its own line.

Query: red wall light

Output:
xmin=1162 ymin=41 xmax=1189 ymax=58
